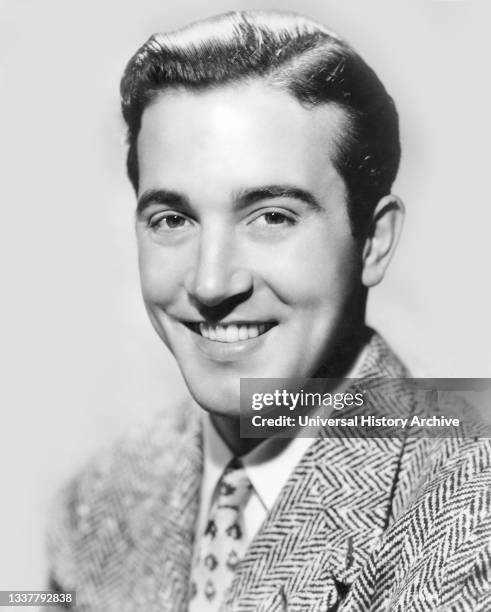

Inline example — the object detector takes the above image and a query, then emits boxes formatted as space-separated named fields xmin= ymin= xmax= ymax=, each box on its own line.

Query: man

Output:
xmin=48 ymin=11 xmax=491 ymax=611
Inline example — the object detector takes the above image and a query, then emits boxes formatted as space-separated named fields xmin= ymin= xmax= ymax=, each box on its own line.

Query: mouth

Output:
xmin=183 ymin=321 xmax=277 ymax=342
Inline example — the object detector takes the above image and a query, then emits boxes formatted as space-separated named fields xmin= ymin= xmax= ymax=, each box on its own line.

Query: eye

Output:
xmin=249 ymin=209 xmax=297 ymax=231
xmin=262 ymin=211 xmax=293 ymax=225
xmin=149 ymin=212 xmax=191 ymax=232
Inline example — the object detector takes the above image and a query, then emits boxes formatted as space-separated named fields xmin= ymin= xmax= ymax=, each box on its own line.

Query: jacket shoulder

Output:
xmin=46 ymin=399 xmax=200 ymax=591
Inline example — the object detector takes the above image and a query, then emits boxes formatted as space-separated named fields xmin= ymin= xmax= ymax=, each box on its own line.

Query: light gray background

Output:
xmin=1 ymin=0 xmax=490 ymax=591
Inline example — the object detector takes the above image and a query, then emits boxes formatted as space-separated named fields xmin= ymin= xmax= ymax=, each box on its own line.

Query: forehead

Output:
xmin=137 ymin=81 xmax=348 ymax=197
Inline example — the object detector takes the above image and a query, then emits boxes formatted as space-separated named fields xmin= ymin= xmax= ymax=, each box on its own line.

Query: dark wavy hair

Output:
xmin=120 ymin=11 xmax=400 ymax=238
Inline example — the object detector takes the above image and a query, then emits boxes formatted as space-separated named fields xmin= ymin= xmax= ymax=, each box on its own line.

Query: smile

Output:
xmin=185 ymin=322 xmax=277 ymax=342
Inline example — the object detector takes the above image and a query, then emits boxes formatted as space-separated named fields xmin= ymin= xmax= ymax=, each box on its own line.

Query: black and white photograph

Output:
xmin=1 ymin=1 xmax=490 ymax=610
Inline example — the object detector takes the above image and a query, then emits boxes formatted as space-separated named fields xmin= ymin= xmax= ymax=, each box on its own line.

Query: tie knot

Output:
xmin=217 ymin=458 xmax=252 ymax=509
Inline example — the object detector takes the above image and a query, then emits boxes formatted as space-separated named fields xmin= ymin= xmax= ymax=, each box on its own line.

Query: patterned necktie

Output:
xmin=189 ymin=457 xmax=253 ymax=610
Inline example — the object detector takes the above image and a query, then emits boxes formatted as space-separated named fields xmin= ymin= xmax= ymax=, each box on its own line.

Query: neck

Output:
xmin=210 ymin=413 xmax=265 ymax=456
xmin=314 ymin=321 xmax=371 ymax=378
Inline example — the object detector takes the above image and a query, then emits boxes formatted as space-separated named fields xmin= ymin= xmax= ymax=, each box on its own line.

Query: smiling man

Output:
xmin=134 ymin=82 xmax=385 ymax=452
xmin=48 ymin=11 xmax=491 ymax=612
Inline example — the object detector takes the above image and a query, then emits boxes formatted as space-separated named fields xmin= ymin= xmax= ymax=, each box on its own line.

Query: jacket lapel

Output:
xmin=224 ymin=436 xmax=406 ymax=611
xmin=129 ymin=403 xmax=203 ymax=612
xmin=223 ymin=331 xmax=411 ymax=611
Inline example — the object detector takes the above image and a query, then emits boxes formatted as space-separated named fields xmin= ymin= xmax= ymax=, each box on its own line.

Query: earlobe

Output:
xmin=361 ymin=194 xmax=405 ymax=288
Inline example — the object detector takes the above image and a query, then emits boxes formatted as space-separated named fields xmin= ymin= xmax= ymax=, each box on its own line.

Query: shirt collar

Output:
xmin=202 ymin=412 xmax=314 ymax=512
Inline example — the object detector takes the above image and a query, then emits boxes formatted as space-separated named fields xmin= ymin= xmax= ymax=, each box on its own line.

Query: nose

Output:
xmin=184 ymin=227 xmax=253 ymax=308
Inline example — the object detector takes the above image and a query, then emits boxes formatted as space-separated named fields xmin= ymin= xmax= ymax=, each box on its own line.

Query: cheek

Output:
xmin=137 ymin=245 xmax=185 ymax=305
xmin=259 ymin=229 xmax=360 ymax=309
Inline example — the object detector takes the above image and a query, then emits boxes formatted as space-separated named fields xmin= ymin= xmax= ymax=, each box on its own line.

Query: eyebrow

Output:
xmin=234 ymin=185 xmax=322 ymax=211
xmin=136 ymin=189 xmax=190 ymax=216
xmin=136 ymin=184 xmax=322 ymax=216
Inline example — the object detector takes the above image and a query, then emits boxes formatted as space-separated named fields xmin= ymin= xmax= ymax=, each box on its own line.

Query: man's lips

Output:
xmin=182 ymin=320 xmax=278 ymax=343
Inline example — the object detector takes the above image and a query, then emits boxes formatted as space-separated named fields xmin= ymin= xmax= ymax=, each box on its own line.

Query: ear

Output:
xmin=361 ymin=194 xmax=405 ymax=288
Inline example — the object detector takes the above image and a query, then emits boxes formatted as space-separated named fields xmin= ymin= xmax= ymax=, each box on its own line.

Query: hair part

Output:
xmin=121 ymin=10 xmax=400 ymax=239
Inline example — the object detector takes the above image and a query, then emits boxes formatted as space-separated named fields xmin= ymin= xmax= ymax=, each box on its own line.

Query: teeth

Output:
xmin=194 ymin=323 xmax=273 ymax=342
xmin=215 ymin=325 xmax=227 ymax=342
xmin=248 ymin=326 xmax=259 ymax=338
xmin=226 ymin=325 xmax=238 ymax=342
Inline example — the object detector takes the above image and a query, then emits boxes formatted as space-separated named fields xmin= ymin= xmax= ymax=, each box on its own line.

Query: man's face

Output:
xmin=136 ymin=82 xmax=364 ymax=416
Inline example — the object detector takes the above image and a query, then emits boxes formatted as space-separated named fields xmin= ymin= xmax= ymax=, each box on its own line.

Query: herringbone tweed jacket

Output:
xmin=47 ymin=333 xmax=491 ymax=611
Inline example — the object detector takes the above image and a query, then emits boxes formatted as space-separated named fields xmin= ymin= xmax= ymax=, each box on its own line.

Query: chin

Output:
xmin=183 ymin=373 xmax=242 ymax=417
